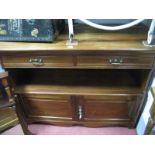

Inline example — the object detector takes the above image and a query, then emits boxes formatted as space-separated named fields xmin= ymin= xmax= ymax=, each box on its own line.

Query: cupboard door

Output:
xmin=79 ymin=95 xmax=142 ymax=126
xmin=20 ymin=94 xmax=75 ymax=121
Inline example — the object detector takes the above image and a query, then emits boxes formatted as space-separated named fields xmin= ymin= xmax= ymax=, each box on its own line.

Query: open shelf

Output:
xmin=15 ymin=84 xmax=143 ymax=96
xmin=8 ymin=68 xmax=149 ymax=96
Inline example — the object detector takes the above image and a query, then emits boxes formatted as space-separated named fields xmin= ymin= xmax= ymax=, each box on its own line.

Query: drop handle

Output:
xmin=29 ymin=58 xmax=44 ymax=66
xmin=78 ymin=105 xmax=83 ymax=120
xmin=109 ymin=58 xmax=123 ymax=65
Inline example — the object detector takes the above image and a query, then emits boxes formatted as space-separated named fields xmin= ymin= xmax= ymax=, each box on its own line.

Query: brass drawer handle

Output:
xmin=29 ymin=58 xmax=44 ymax=66
xmin=78 ymin=105 xmax=83 ymax=120
xmin=109 ymin=58 xmax=123 ymax=65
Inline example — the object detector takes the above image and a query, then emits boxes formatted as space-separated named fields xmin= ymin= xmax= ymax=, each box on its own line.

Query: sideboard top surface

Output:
xmin=0 ymin=24 xmax=155 ymax=54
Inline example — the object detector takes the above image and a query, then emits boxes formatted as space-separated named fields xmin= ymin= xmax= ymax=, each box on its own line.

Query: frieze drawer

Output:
xmin=2 ymin=56 xmax=74 ymax=68
xmin=77 ymin=55 xmax=154 ymax=69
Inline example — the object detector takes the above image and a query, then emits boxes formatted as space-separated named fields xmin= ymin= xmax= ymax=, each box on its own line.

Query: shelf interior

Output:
xmin=8 ymin=68 xmax=150 ymax=95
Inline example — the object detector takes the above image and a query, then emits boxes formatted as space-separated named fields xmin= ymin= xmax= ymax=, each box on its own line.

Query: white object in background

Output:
xmin=147 ymin=19 xmax=155 ymax=45
xmin=79 ymin=19 xmax=145 ymax=31
xmin=67 ymin=19 xmax=78 ymax=46
xmin=136 ymin=78 xmax=155 ymax=134
xmin=0 ymin=66 xmax=5 ymax=73
xmin=68 ymin=19 xmax=74 ymax=42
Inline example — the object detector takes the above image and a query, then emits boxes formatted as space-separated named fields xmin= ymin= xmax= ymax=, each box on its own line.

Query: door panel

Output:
xmin=80 ymin=95 xmax=142 ymax=123
xmin=20 ymin=94 xmax=74 ymax=121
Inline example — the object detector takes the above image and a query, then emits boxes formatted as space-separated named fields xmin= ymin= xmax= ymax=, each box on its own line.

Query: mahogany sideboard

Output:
xmin=0 ymin=24 xmax=155 ymax=134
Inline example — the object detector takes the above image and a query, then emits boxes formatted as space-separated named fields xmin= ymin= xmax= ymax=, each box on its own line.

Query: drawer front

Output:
xmin=2 ymin=56 xmax=74 ymax=68
xmin=80 ymin=95 xmax=141 ymax=123
xmin=20 ymin=94 xmax=74 ymax=120
xmin=3 ymin=55 xmax=154 ymax=69
xmin=77 ymin=56 xmax=154 ymax=69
